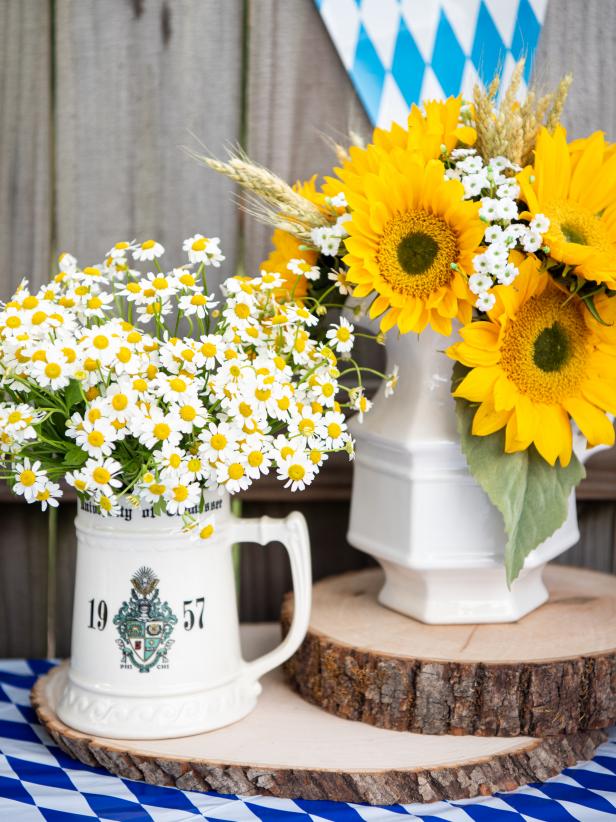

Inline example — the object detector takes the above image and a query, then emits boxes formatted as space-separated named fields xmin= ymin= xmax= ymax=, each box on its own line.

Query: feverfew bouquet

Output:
xmin=0 ymin=236 xmax=389 ymax=538
xmin=197 ymin=61 xmax=616 ymax=581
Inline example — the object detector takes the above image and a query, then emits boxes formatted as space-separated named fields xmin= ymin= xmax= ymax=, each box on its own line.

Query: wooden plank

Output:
xmin=0 ymin=504 xmax=49 ymax=658
xmin=243 ymin=0 xmax=370 ymax=275
xmin=0 ymin=0 xmax=52 ymax=293
xmin=54 ymin=0 xmax=243 ymax=288
xmin=534 ymin=0 xmax=616 ymax=139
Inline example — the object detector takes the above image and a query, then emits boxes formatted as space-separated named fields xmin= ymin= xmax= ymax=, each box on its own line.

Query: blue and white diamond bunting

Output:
xmin=315 ymin=0 xmax=548 ymax=128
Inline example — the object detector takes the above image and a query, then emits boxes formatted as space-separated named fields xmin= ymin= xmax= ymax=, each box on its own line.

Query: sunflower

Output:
xmin=341 ymin=149 xmax=485 ymax=335
xmin=261 ymin=176 xmax=325 ymax=298
xmin=518 ymin=126 xmax=616 ymax=288
xmin=448 ymin=256 xmax=616 ymax=466
xmin=324 ymin=97 xmax=476 ymax=200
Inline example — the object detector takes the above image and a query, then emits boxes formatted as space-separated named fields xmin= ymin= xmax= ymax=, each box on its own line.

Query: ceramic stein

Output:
xmin=56 ymin=490 xmax=311 ymax=739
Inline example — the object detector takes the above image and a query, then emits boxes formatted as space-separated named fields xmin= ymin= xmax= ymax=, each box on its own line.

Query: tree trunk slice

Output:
xmin=31 ymin=625 xmax=606 ymax=806
xmin=281 ymin=565 xmax=616 ymax=738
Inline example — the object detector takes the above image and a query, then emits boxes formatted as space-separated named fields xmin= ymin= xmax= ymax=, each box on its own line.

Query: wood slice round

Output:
xmin=31 ymin=625 xmax=606 ymax=806
xmin=281 ymin=565 xmax=616 ymax=738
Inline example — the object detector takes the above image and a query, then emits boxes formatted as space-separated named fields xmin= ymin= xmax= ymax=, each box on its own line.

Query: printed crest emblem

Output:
xmin=113 ymin=566 xmax=177 ymax=672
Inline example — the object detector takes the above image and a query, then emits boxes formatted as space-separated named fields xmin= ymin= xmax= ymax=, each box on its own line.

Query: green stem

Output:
xmin=46 ymin=505 xmax=58 ymax=659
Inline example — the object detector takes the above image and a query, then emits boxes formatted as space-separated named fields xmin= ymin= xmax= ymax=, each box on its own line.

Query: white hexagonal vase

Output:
xmin=347 ymin=326 xmax=600 ymax=624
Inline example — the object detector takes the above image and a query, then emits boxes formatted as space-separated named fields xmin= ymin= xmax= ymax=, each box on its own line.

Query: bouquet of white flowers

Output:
xmin=0 ymin=236 xmax=390 ymax=537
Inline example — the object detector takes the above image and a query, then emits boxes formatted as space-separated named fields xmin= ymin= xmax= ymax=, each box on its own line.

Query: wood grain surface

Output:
xmin=31 ymin=624 xmax=606 ymax=805
xmin=282 ymin=566 xmax=616 ymax=737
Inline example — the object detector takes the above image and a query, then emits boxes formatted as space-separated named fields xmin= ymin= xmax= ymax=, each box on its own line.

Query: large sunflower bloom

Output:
xmin=261 ymin=176 xmax=325 ymax=298
xmin=518 ymin=126 xmax=616 ymax=287
xmin=448 ymin=256 xmax=616 ymax=466
xmin=342 ymin=151 xmax=485 ymax=335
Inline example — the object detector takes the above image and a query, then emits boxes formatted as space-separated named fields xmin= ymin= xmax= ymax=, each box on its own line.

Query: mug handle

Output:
xmin=231 ymin=512 xmax=312 ymax=681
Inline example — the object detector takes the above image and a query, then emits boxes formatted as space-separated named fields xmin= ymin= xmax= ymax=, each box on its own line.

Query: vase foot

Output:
xmin=377 ymin=559 xmax=549 ymax=624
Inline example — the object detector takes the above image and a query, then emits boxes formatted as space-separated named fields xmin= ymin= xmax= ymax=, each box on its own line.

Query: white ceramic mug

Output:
xmin=56 ymin=490 xmax=311 ymax=739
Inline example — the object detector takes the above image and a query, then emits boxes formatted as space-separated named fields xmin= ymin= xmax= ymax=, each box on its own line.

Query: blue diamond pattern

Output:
xmin=472 ymin=2 xmax=507 ymax=87
xmin=392 ymin=16 xmax=425 ymax=108
xmin=512 ymin=0 xmax=542 ymax=82
xmin=431 ymin=10 xmax=467 ymax=97
xmin=316 ymin=0 xmax=548 ymax=127
xmin=350 ymin=23 xmax=386 ymax=125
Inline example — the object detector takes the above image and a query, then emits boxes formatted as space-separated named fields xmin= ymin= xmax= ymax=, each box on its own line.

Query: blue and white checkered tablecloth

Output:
xmin=1 ymin=660 xmax=616 ymax=821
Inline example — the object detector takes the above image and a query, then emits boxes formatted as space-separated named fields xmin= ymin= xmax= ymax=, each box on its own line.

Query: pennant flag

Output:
xmin=315 ymin=0 xmax=549 ymax=127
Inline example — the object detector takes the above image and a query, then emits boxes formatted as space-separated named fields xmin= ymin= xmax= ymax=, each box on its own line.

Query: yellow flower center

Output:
xmin=234 ymin=303 xmax=250 ymax=319
xmin=191 ymin=294 xmax=206 ymax=306
xmin=93 ymin=335 xmax=109 ymax=350
xmin=37 ymin=489 xmax=51 ymax=501
xmin=22 ymin=296 xmax=38 ymax=309
xmin=117 ymin=347 xmax=131 ymax=363
xmin=169 ymin=377 xmax=187 ymax=392
xmin=248 ymin=451 xmax=263 ymax=467
xmin=152 ymin=277 xmax=168 ymax=290
xmin=187 ymin=458 xmax=201 ymax=472
xmin=88 ymin=296 xmax=102 ymax=309
xmin=88 ymin=431 xmax=105 ymax=447
xmin=328 ymin=422 xmax=342 ymax=439
xmin=179 ymin=273 xmax=196 ymax=286
xmin=281 ymin=445 xmax=294 ymax=460
xmin=228 ymin=463 xmax=244 ymax=480
xmin=180 ymin=405 xmax=196 ymax=421
xmin=545 ymin=200 xmax=613 ymax=252
xmin=153 ymin=423 xmax=171 ymax=440
xmin=192 ymin=238 xmax=207 ymax=251
xmin=201 ymin=342 xmax=216 ymax=357
xmin=210 ymin=433 xmax=227 ymax=451
xmin=288 ymin=464 xmax=305 ymax=481
xmin=239 ymin=402 xmax=252 ymax=418
xmin=173 ymin=485 xmax=189 ymax=502
xmin=500 ymin=286 xmax=588 ymax=403
xmin=45 ymin=363 xmax=61 ymax=379
xmin=142 ymin=240 xmax=156 ymax=250
xmin=6 ymin=316 xmax=21 ymax=328
xmin=19 ymin=470 xmax=36 ymax=486
xmin=150 ymin=483 xmax=166 ymax=496
xmin=112 ymin=394 xmax=128 ymax=411
xmin=93 ymin=467 xmax=111 ymax=484
xmin=298 ymin=418 xmax=315 ymax=435
xmin=169 ymin=454 xmax=181 ymax=468
xmin=88 ymin=408 xmax=102 ymax=422
xmin=31 ymin=311 xmax=47 ymax=325
xmin=377 ymin=210 xmax=458 ymax=298
xmin=310 ymin=449 xmax=322 ymax=464
xmin=199 ymin=523 xmax=214 ymax=540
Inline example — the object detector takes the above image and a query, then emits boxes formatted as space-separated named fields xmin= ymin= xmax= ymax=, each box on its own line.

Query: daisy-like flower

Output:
xmin=326 ymin=317 xmax=355 ymax=354
xmin=13 ymin=459 xmax=47 ymax=502
xmin=199 ymin=421 xmax=240 ymax=463
xmin=178 ymin=291 xmax=218 ymax=318
xmin=183 ymin=235 xmax=225 ymax=266
xmin=95 ymin=492 xmax=122 ymax=517
xmin=35 ymin=479 xmax=62 ymax=511
xmin=74 ymin=418 xmax=118 ymax=458
xmin=32 ymin=347 xmax=74 ymax=390
xmin=277 ymin=452 xmax=315 ymax=491
xmin=83 ymin=457 xmax=123 ymax=496
xmin=188 ymin=514 xmax=216 ymax=541
xmin=241 ymin=434 xmax=272 ymax=479
xmin=164 ymin=473 xmax=201 ymax=515
xmin=133 ymin=240 xmax=165 ymax=261
xmin=384 ymin=365 xmax=399 ymax=398
xmin=134 ymin=407 xmax=183 ymax=449
xmin=349 ymin=389 xmax=373 ymax=423
xmin=287 ymin=258 xmax=321 ymax=282
xmin=318 ymin=410 xmax=347 ymax=448
xmin=328 ymin=268 xmax=353 ymax=296
xmin=168 ymin=399 xmax=209 ymax=434
xmin=217 ymin=453 xmax=252 ymax=493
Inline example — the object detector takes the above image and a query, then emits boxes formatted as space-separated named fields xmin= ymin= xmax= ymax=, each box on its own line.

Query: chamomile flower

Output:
xmin=13 ymin=459 xmax=47 ymax=502
xmin=241 ymin=434 xmax=272 ymax=479
xmin=83 ymin=457 xmax=123 ymax=496
xmin=277 ymin=453 xmax=315 ymax=491
xmin=74 ymin=418 xmax=118 ymax=458
xmin=35 ymin=480 xmax=62 ymax=511
xmin=217 ymin=453 xmax=252 ymax=493
xmin=164 ymin=473 xmax=201 ymax=514
xmin=133 ymin=240 xmax=165 ymax=261
xmin=199 ymin=422 xmax=240 ymax=463
xmin=318 ymin=410 xmax=347 ymax=448
xmin=134 ymin=407 xmax=183 ymax=449
xmin=95 ymin=492 xmax=122 ymax=517
xmin=384 ymin=365 xmax=399 ymax=398
xmin=190 ymin=514 xmax=215 ymax=541
xmin=288 ymin=258 xmax=321 ymax=282
xmin=183 ymin=235 xmax=225 ymax=266
xmin=326 ymin=317 xmax=355 ymax=354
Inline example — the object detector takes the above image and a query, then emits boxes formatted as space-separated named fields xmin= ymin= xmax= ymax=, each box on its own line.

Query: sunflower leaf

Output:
xmin=452 ymin=362 xmax=585 ymax=586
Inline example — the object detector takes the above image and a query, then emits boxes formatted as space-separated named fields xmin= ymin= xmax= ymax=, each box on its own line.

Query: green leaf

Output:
xmin=63 ymin=445 xmax=88 ymax=468
xmin=64 ymin=379 xmax=84 ymax=410
xmin=452 ymin=362 xmax=585 ymax=585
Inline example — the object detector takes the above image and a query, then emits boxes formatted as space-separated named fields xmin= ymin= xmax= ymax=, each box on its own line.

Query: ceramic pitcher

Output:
xmin=56 ymin=490 xmax=311 ymax=739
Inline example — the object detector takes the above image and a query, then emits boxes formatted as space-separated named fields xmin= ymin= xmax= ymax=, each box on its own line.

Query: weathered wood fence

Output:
xmin=1 ymin=0 xmax=616 ymax=657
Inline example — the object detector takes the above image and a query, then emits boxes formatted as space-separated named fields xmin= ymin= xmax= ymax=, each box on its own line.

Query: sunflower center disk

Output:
xmin=546 ymin=200 xmax=612 ymax=252
xmin=377 ymin=211 xmax=458 ymax=298
xmin=533 ymin=323 xmax=571 ymax=372
xmin=500 ymin=287 xmax=589 ymax=403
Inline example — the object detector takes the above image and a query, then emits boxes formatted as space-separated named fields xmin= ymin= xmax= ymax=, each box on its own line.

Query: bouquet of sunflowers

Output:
xmin=0 ymin=235 xmax=390 ymax=537
xmin=197 ymin=61 xmax=616 ymax=581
